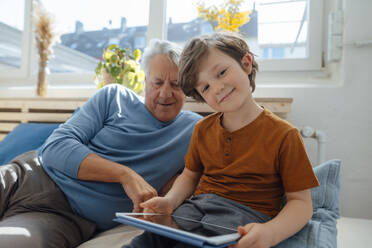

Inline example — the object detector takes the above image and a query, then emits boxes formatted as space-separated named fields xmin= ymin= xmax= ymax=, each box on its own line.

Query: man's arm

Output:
xmin=40 ymin=88 xmax=109 ymax=178
xmin=78 ymin=153 xmax=157 ymax=212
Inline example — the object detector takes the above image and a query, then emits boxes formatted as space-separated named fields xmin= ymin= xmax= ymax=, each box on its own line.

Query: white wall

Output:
xmin=255 ymin=0 xmax=372 ymax=219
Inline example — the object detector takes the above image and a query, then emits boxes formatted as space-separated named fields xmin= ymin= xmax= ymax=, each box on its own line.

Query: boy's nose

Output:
xmin=212 ymin=81 xmax=225 ymax=95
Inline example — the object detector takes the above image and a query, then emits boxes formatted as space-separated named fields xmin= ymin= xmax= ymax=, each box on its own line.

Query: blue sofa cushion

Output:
xmin=311 ymin=159 xmax=341 ymax=214
xmin=0 ymin=123 xmax=60 ymax=165
xmin=276 ymin=159 xmax=341 ymax=248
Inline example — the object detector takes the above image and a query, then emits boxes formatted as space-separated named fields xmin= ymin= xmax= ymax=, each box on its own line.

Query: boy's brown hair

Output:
xmin=179 ymin=32 xmax=258 ymax=102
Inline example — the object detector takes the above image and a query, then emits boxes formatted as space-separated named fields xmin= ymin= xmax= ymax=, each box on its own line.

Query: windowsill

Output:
xmin=0 ymin=61 xmax=343 ymax=99
xmin=0 ymin=84 xmax=97 ymax=98
xmin=255 ymin=63 xmax=342 ymax=88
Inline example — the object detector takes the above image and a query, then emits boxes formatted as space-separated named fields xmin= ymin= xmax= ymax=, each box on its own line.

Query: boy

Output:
xmin=128 ymin=33 xmax=319 ymax=248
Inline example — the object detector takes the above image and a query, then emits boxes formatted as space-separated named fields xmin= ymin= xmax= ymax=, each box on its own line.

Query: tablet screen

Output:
xmin=123 ymin=213 xmax=237 ymax=237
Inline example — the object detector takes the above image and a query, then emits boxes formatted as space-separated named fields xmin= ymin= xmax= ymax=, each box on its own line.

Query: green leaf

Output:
xmin=95 ymin=61 xmax=103 ymax=74
xmin=111 ymin=67 xmax=121 ymax=77
xmin=133 ymin=82 xmax=144 ymax=93
xmin=103 ymin=51 xmax=113 ymax=61
xmin=97 ymin=81 xmax=104 ymax=89
xmin=111 ymin=54 xmax=118 ymax=63
xmin=137 ymin=70 xmax=145 ymax=82
xmin=104 ymin=63 xmax=110 ymax=73
xmin=107 ymin=44 xmax=119 ymax=51
xmin=133 ymin=49 xmax=141 ymax=61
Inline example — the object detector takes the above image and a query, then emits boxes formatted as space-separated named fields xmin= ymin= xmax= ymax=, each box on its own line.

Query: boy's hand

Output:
xmin=229 ymin=223 xmax=274 ymax=248
xmin=140 ymin=196 xmax=175 ymax=215
xmin=120 ymin=169 xmax=158 ymax=213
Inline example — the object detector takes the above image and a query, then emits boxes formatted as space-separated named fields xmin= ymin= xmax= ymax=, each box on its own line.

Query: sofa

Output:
xmin=1 ymin=123 xmax=371 ymax=248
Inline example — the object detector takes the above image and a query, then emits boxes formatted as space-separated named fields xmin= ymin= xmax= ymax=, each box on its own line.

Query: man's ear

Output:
xmin=241 ymin=53 xmax=252 ymax=75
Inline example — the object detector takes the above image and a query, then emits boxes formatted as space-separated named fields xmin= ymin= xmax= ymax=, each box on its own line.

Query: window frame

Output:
xmin=0 ymin=0 xmax=33 ymax=81
xmin=257 ymin=0 xmax=324 ymax=71
xmin=0 ymin=0 xmax=325 ymax=88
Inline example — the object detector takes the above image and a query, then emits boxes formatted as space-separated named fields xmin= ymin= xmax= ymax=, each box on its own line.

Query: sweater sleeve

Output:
xmin=40 ymin=86 xmax=114 ymax=178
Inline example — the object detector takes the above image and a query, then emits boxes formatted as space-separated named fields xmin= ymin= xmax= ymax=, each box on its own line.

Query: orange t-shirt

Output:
xmin=185 ymin=109 xmax=319 ymax=218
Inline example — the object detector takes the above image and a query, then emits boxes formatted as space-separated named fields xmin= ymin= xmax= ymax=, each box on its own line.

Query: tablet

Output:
xmin=115 ymin=213 xmax=240 ymax=247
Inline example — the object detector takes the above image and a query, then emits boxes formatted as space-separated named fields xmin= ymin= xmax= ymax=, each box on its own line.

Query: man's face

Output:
xmin=145 ymin=54 xmax=185 ymax=122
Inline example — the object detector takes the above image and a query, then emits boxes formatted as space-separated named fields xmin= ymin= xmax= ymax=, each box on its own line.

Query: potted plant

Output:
xmin=95 ymin=44 xmax=145 ymax=94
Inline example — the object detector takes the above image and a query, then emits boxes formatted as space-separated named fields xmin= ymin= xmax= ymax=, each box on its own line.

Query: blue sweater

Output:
xmin=40 ymin=85 xmax=202 ymax=230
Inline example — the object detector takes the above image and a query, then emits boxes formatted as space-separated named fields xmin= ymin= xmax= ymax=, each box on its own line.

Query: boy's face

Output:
xmin=195 ymin=48 xmax=253 ymax=113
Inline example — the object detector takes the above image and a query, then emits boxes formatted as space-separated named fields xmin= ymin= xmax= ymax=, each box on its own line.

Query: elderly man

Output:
xmin=0 ymin=39 xmax=202 ymax=248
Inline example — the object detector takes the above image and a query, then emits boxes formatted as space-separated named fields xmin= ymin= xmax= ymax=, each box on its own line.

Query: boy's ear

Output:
xmin=241 ymin=53 xmax=252 ymax=75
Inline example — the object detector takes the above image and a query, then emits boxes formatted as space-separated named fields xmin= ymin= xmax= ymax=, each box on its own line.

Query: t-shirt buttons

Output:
xmin=225 ymin=152 xmax=230 ymax=156
xmin=226 ymin=137 xmax=232 ymax=142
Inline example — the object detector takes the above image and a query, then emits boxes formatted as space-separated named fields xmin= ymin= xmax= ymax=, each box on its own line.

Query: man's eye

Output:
xmin=218 ymin=69 xmax=227 ymax=77
xmin=201 ymin=85 xmax=210 ymax=93
xmin=154 ymin=82 xmax=163 ymax=87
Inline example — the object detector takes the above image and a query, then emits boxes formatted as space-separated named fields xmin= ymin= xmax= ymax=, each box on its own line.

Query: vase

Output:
xmin=101 ymin=68 xmax=115 ymax=86
xmin=37 ymin=61 xmax=48 ymax=97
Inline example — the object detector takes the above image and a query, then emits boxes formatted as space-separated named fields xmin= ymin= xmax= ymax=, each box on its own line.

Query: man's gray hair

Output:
xmin=141 ymin=39 xmax=182 ymax=77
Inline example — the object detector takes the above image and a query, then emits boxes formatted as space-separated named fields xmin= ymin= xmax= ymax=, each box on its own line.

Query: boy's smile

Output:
xmin=218 ymin=88 xmax=235 ymax=104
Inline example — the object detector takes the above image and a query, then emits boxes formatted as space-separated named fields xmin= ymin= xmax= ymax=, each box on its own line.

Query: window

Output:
xmin=42 ymin=0 xmax=149 ymax=74
xmin=256 ymin=0 xmax=323 ymax=71
xmin=0 ymin=0 xmax=324 ymax=88
xmin=165 ymin=0 xmax=323 ymax=71
xmin=0 ymin=0 xmax=28 ymax=79
xmin=257 ymin=0 xmax=308 ymax=59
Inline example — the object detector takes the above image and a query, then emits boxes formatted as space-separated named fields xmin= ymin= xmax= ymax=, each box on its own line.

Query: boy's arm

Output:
xmin=266 ymin=189 xmax=313 ymax=246
xmin=231 ymin=189 xmax=313 ymax=248
xmin=140 ymin=168 xmax=202 ymax=213
xmin=165 ymin=168 xmax=202 ymax=209
xmin=159 ymin=173 xmax=180 ymax=196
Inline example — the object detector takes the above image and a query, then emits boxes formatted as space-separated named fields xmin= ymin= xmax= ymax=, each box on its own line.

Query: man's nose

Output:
xmin=159 ymin=83 xmax=173 ymax=98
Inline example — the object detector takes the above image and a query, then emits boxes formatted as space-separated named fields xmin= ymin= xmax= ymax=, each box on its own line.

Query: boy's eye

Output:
xmin=218 ymin=69 xmax=227 ymax=77
xmin=201 ymin=84 xmax=210 ymax=93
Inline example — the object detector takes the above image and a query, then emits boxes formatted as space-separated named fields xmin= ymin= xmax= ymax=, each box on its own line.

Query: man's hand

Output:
xmin=120 ymin=168 xmax=158 ymax=213
xmin=229 ymin=223 xmax=274 ymax=248
xmin=140 ymin=196 xmax=175 ymax=215
xmin=78 ymin=153 xmax=158 ymax=212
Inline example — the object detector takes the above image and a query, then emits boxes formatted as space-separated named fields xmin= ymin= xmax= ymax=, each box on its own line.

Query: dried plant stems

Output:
xmin=33 ymin=2 xmax=57 ymax=96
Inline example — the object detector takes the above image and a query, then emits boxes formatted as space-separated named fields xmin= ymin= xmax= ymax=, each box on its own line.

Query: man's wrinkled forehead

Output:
xmin=147 ymin=55 xmax=178 ymax=79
